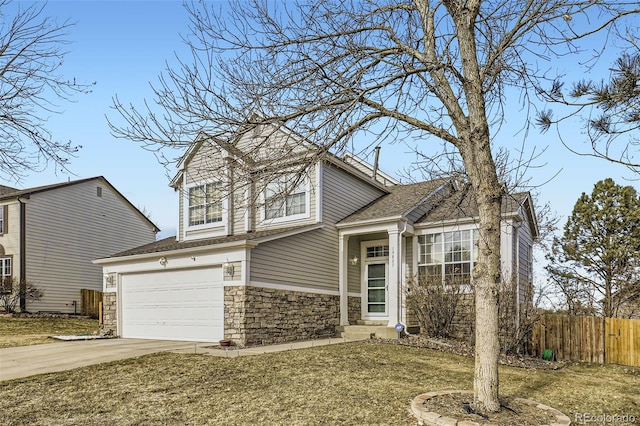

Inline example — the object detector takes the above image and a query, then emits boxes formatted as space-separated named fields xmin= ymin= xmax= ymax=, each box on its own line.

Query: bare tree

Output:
xmin=0 ymin=0 xmax=94 ymax=181
xmin=537 ymin=32 xmax=640 ymax=173
xmin=109 ymin=0 xmax=638 ymax=413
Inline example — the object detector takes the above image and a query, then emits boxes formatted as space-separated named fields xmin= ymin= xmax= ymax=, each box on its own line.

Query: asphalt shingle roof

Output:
xmin=0 ymin=184 xmax=19 ymax=197
xmin=0 ymin=177 xmax=101 ymax=201
xmin=338 ymin=179 xmax=449 ymax=224
xmin=106 ymin=224 xmax=320 ymax=258
xmin=417 ymin=187 xmax=529 ymax=223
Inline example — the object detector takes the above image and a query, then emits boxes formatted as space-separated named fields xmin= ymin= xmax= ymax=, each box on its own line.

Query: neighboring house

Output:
xmin=95 ymin=124 xmax=538 ymax=346
xmin=0 ymin=177 xmax=159 ymax=313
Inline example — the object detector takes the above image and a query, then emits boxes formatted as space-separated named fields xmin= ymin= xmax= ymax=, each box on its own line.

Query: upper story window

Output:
xmin=264 ymin=173 xmax=308 ymax=220
xmin=188 ymin=182 xmax=223 ymax=226
xmin=418 ymin=229 xmax=479 ymax=284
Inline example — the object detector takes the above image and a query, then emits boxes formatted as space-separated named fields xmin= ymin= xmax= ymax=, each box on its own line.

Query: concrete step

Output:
xmin=339 ymin=331 xmax=375 ymax=340
xmin=336 ymin=325 xmax=400 ymax=340
xmin=355 ymin=320 xmax=388 ymax=326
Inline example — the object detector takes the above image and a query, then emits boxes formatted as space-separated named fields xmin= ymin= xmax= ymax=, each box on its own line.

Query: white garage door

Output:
xmin=120 ymin=267 xmax=224 ymax=342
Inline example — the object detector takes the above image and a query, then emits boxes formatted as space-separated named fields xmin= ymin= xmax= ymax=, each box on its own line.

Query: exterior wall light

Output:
xmin=159 ymin=256 xmax=168 ymax=267
xmin=349 ymin=255 xmax=359 ymax=266
xmin=223 ymin=262 xmax=235 ymax=278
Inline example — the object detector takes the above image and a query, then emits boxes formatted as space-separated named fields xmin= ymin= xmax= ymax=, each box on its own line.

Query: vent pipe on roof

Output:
xmin=372 ymin=146 xmax=381 ymax=182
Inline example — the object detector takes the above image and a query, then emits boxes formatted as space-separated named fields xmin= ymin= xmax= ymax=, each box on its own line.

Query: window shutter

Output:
xmin=0 ymin=205 xmax=6 ymax=235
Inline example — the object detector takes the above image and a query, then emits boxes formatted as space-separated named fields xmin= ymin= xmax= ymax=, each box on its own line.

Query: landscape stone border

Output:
xmin=410 ymin=390 xmax=571 ymax=426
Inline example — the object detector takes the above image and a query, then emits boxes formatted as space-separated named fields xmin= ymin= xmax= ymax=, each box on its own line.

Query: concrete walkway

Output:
xmin=0 ymin=337 xmax=361 ymax=381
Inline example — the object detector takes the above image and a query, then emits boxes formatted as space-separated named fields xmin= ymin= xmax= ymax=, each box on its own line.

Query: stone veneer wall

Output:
xmin=224 ymin=286 xmax=340 ymax=347
xmin=347 ymin=296 xmax=361 ymax=325
xmin=102 ymin=292 xmax=117 ymax=336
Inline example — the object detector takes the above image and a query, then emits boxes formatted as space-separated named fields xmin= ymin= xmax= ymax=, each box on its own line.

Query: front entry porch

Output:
xmin=337 ymin=220 xmax=414 ymax=330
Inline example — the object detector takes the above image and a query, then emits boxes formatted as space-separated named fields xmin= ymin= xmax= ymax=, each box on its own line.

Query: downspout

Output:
xmin=398 ymin=217 xmax=411 ymax=334
xmin=18 ymin=197 xmax=27 ymax=312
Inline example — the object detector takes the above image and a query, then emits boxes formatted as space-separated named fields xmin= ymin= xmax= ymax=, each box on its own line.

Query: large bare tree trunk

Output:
xmin=460 ymin=139 xmax=503 ymax=413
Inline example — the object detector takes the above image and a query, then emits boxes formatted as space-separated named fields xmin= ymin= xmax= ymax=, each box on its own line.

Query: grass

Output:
xmin=0 ymin=342 xmax=638 ymax=425
xmin=0 ymin=317 xmax=100 ymax=348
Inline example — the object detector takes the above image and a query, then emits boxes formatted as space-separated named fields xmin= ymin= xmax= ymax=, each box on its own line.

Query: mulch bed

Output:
xmin=422 ymin=392 xmax=561 ymax=425
xmin=370 ymin=334 xmax=566 ymax=370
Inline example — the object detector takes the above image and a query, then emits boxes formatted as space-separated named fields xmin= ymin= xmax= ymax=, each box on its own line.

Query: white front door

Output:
xmin=364 ymin=261 xmax=388 ymax=318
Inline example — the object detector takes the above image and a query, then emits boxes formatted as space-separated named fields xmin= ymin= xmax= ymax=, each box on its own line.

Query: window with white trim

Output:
xmin=264 ymin=173 xmax=307 ymax=220
xmin=0 ymin=257 xmax=11 ymax=293
xmin=418 ymin=230 xmax=479 ymax=285
xmin=188 ymin=182 xmax=223 ymax=226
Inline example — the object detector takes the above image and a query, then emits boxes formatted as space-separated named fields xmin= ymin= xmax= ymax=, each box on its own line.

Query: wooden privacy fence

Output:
xmin=531 ymin=314 xmax=640 ymax=367
xmin=81 ymin=289 xmax=103 ymax=320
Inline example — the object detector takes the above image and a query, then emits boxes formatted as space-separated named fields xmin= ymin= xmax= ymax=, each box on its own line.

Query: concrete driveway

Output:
xmin=0 ymin=338 xmax=197 ymax=381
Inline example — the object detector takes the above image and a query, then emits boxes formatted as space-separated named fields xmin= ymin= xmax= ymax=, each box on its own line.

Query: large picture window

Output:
xmin=188 ymin=182 xmax=223 ymax=226
xmin=264 ymin=173 xmax=307 ymax=220
xmin=417 ymin=230 xmax=479 ymax=284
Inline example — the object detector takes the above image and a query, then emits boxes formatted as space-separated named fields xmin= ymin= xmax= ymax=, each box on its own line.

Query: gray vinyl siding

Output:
xmin=184 ymin=143 xmax=225 ymax=186
xmin=251 ymin=162 xmax=386 ymax=292
xmin=347 ymin=236 xmax=361 ymax=293
xmin=236 ymin=124 xmax=310 ymax=160
xmin=250 ymin=227 xmax=338 ymax=292
xmin=405 ymin=236 xmax=413 ymax=278
xmin=517 ymin=219 xmax=534 ymax=305
xmin=24 ymin=180 xmax=157 ymax=313
xmin=321 ymin=162 xmax=386 ymax=223
xmin=177 ymin=185 xmax=184 ymax=238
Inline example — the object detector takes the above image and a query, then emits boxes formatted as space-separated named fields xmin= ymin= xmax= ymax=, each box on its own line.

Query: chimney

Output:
xmin=372 ymin=146 xmax=381 ymax=181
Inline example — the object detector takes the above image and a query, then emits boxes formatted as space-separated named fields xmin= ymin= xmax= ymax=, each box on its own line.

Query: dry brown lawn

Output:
xmin=0 ymin=317 xmax=100 ymax=348
xmin=0 ymin=342 xmax=638 ymax=425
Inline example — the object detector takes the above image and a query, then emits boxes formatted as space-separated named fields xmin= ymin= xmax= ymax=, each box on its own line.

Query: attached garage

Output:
xmin=120 ymin=267 xmax=224 ymax=342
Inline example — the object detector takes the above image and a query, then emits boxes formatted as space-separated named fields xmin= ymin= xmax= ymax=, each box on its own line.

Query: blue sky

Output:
xmin=6 ymin=1 xmax=639 ymax=241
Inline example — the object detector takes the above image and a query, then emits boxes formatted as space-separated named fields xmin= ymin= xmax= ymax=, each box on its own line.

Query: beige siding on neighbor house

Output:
xmin=24 ymin=180 xmax=156 ymax=313
xmin=0 ymin=201 xmax=22 ymax=285
xmin=251 ymin=162 xmax=386 ymax=293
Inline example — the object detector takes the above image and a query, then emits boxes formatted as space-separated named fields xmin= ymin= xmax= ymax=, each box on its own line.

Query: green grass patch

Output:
xmin=0 ymin=342 xmax=638 ymax=425
xmin=0 ymin=317 xmax=100 ymax=348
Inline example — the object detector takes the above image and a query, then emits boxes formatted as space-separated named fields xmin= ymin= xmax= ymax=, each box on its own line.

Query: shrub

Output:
xmin=0 ymin=278 xmax=44 ymax=313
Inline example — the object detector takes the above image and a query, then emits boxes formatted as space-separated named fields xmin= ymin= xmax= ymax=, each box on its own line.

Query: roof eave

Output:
xmin=93 ymin=239 xmax=258 ymax=265
xmin=336 ymin=215 xmax=404 ymax=229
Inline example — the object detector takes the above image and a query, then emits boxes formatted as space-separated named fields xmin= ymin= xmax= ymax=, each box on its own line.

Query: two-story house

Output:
xmin=0 ymin=177 xmax=159 ymax=314
xmin=95 ymin=123 xmax=538 ymax=346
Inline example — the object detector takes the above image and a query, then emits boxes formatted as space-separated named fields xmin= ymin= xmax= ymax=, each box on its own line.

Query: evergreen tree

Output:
xmin=547 ymin=178 xmax=640 ymax=317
